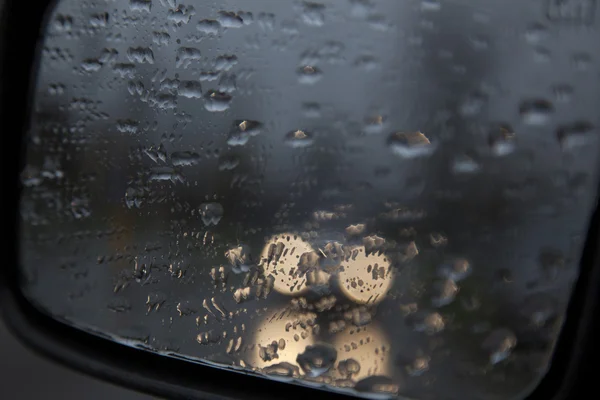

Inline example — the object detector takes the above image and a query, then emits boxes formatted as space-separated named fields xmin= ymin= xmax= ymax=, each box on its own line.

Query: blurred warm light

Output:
xmin=332 ymin=323 xmax=393 ymax=381
xmin=248 ymin=307 xmax=317 ymax=369
xmin=259 ymin=234 xmax=315 ymax=295
xmin=337 ymin=246 xmax=394 ymax=305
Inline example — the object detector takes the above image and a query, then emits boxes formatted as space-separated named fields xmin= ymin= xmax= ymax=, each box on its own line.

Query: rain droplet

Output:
xmin=227 ymin=120 xmax=263 ymax=146
xmin=354 ymin=55 xmax=379 ymax=71
xmin=171 ymin=151 xmax=201 ymax=167
xmin=204 ymin=90 xmax=232 ymax=112
xmin=407 ymin=311 xmax=445 ymax=334
xmin=421 ymin=0 xmax=441 ymax=12
xmin=489 ymin=124 xmax=516 ymax=156
xmin=214 ymin=54 xmax=238 ymax=71
xmin=296 ymin=343 xmax=337 ymax=377
xmin=297 ymin=65 xmax=322 ymax=84
xmin=431 ymin=279 xmax=458 ymax=307
xmin=551 ymin=84 xmax=573 ymax=103
xmin=197 ymin=19 xmax=221 ymax=35
xmin=177 ymin=81 xmax=203 ymax=98
xmin=460 ymin=92 xmax=487 ymax=116
xmin=572 ymin=52 xmax=592 ymax=71
xmin=519 ymin=99 xmax=553 ymax=126
xmin=218 ymin=11 xmax=244 ymax=28
xmin=116 ymin=119 xmax=139 ymax=134
xmin=355 ymin=376 xmax=399 ymax=396
xmin=482 ymin=328 xmax=517 ymax=364
xmin=407 ymin=356 xmax=430 ymax=376
xmin=302 ymin=102 xmax=321 ymax=118
xmin=524 ymin=23 xmax=548 ymax=44
xmin=301 ymin=2 xmax=326 ymax=27
xmin=387 ymin=131 xmax=435 ymax=158
xmin=438 ymin=258 xmax=471 ymax=281
xmin=338 ymin=358 xmax=361 ymax=377
xmin=175 ymin=47 xmax=202 ymax=68
xmin=364 ymin=115 xmax=386 ymax=135
xmin=349 ymin=0 xmax=374 ymax=18
xmin=129 ymin=0 xmax=151 ymax=13
xmin=285 ymin=130 xmax=314 ymax=148
xmin=218 ymin=154 xmax=240 ymax=170
xmin=218 ymin=73 xmax=237 ymax=93
xmin=167 ymin=5 xmax=196 ymax=25
xmin=199 ymin=203 xmax=224 ymax=226
xmin=557 ymin=121 xmax=595 ymax=150
xmin=226 ymin=244 xmax=253 ymax=274
xmin=127 ymin=47 xmax=154 ymax=64
xmin=452 ymin=154 xmax=480 ymax=174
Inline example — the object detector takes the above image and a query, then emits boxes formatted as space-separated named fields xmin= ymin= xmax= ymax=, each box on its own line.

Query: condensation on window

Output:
xmin=19 ymin=0 xmax=600 ymax=399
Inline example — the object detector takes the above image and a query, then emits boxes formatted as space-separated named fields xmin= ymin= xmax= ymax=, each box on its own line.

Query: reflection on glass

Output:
xmin=259 ymin=234 xmax=315 ymax=295
xmin=332 ymin=323 xmax=393 ymax=382
xmin=337 ymin=246 xmax=394 ymax=305
xmin=249 ymin=307 xmax=316 ymax=369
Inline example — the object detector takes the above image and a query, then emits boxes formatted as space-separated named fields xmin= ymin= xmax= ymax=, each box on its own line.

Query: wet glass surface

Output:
xmin=19 ymin=0 xmax=600 ymax=399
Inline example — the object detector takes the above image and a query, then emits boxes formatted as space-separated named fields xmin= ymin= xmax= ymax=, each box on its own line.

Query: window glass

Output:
xmin=20 ymin=0 xmax=600 ymax=398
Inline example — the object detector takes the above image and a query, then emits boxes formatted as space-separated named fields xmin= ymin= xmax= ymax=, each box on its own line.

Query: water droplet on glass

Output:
xmin=167 ymin=5 xmax=196 ymax=24
xmin=338 ymin=358 xmax=361 ymax=377
xmin=296 ymin=343 xmax=337 ymax=377
xmin=407 ymin=311 xmax=445 ymax=334
xmin=302 ymin=102 xmax=321 ymax=118
xmin=354 ymin=55 xmax=379 ymax=71
xmin=175 ymin=47 xmax=202 ymax=68
xmin=116 ymin=119 xmax=139 ymax=134
xmin=285 ymin=130 xmax=314 ymax=148
xmin=127 ymin=47 xmax=154 ymax=64
xmin=519 ymin=99 xmax=554 ymax=125
xmin=226 ymin=244 xmax=253 ymax=274
xmin=218 ymin=11 xmax=244 ymax=28
xmin=199 ymin=202 xmax=224 ymax=226
xmin=524 ymin=23 xmax=548 ymax=44
xmin=218 ymin=155 xmax=240 ymax=171
xmin=129 ymin=0 xmax=151 ymax=12
xmin=349 ymin=0 xmax=374 ymax=18
xmin=218 ymin=73 xmax=237 ymax=93
xmin=420 ymin=0 xmax=441 ymax=12
xmin=387 ymin=131 xmax=435 ymax=158
xmin=197 ymin=19 xmax=221 ymax=35
xmin=438 ymin=258 xmax=471 ymax=281
xmin=301 ymin=2 xmax=325 ymax=27
xmin=572 ymin=52 xmax=592 ymax=71
xmin=557 ymin=121 xmax=595 ymax=150
xmin=489 ymin=124 xmax=516 ymax=156
xmin=355 ymin=376 xmax=399 ymax=396
xmin=460 ymin=92 xmax=488 ymax=116
xmin=177 ymin=81 xmax=203 ymax=98
xmin=227 ymin=120 xmax=262 ymax=146
xmin=552 ymin=84 xmax=574 ymax=103
xmin=204 ymin=90 xmax=232 ymax=112
xmin=406 ymin=356 xmax=430 ymax=376
xmin=452 ymin=154 xmax=480 ymax=174
xmin=171 ymin=151 xmax=201 ymax=167
xmin=363 ymin=115 xmax=386 ymax=135
xmin=533 ymin=47 xmax=552 ymax=63
xmin=297 ymin=65 xmax=322 ymax=84
xmin=262 ymin=362 xmax=299 ymax=377
xmin=482 ymin=328 xmax=517 ymax=364
xmin=214 ymin=54 xmax=238 ymax=71
xmin=431 ymin=279 xmax=458 ymax=307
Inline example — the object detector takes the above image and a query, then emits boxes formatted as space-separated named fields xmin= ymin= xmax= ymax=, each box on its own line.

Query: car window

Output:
xmin=19 ymin=0 xmax=600 ymax=399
